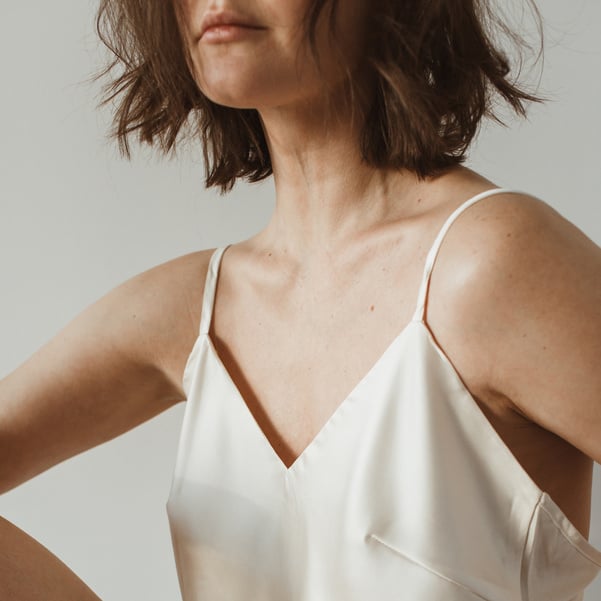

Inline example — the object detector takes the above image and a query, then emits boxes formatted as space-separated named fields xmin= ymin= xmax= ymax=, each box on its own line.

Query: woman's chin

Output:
xmin=202 ymin=91 xmax=261 ymax=110
xmin=196 ymin=77 xmax=266 ymax=109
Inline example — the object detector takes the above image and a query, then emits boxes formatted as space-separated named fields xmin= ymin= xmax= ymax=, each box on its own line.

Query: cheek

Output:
xmin=174 ymin=0 xmax=204 ymax=45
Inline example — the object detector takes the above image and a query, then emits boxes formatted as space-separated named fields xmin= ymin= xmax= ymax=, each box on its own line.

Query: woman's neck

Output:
xmin=258 ymin=102 xmax=427 ymax=258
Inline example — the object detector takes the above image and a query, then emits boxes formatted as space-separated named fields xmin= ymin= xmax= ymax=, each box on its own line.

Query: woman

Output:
xmin=1 ymin=0 xmax=600 ymax=599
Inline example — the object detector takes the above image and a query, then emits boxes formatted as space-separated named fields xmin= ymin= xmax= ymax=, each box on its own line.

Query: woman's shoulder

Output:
xmin=427 ymin=189 xmax=601 ymax=461
xmin=109 ymin=247 xmax=219 ymax=397
xmin=419 ymin=169 xmax=587 ymax=268
xmin=432 ymin=189 xmax=600 ymax=300
xmin=125 ymin=247 xmax=217 ymax=329
xmin=428 ymin=186 xmax=601 ymax=362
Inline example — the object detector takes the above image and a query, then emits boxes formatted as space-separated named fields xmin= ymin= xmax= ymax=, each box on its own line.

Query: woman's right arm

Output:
xmin=0 ymin=250 xmax=210 ymax=493
xmin=0 ymin=249 xmax=211 ymax=598
xmin=0 ymin=515 xmax=102 ymax=600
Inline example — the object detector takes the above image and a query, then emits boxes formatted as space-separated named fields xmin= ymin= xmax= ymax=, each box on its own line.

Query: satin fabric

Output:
xmin=167 ymin=188 xmax=601 ymax=601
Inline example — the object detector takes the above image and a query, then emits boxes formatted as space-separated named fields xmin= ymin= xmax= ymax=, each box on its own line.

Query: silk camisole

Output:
xmin=166 ymin=188 xmax=601 ymax=601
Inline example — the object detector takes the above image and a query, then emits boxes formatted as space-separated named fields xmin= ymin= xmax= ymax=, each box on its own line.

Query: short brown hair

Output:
xmin=94 ymin=0 xmax=544 ymax=194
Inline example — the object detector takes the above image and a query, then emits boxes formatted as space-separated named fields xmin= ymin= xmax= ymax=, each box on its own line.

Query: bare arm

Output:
xmin=0 ymin=516 xmax=102 ymax=600
xmin=0 ymin=249 xmax=209 ymax=493
xmin=431 ymin=193 xmax=601 ymax=461
xmin=0 ymin=249 xmax=211 ymax=597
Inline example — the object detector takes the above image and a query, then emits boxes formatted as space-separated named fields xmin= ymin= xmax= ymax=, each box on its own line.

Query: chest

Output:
xmin=203 ymin=245 xmax=593 ymax=539
xmin=170 ymin=317 xmax=601 ymax=601
xmin=209 ymin=248 xmax=422 ymax=466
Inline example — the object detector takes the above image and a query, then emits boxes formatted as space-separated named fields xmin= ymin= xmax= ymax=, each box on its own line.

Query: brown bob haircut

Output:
xmin=94 ymin=0 xmax=543 ymax=195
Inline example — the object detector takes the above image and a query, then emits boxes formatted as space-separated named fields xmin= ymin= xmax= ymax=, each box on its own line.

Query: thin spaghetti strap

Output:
xmin=199 ymin=245 xmax=231 ymax=335
xmin=411 ymin=188 xmax=524 ymax=323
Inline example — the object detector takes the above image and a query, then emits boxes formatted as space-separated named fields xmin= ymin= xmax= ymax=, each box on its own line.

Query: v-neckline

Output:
xmin=204 ymin=319 xmax=420 ymax=474
xmin=197 ymin=188 xmax=515 ymax=475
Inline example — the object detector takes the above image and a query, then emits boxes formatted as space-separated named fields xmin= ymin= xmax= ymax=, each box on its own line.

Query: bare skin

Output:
xmin=2 ymin=168 xmax=600 ymax=595
xmin=205 ymin=167 xmax=601 ymax=539
xmin=2 ymin=0 xmax=601 ymax=596
xmin=0 ymin=517 xmax=102 ymax=600
xmin=0 ymin=253 xmax=202 ymax=598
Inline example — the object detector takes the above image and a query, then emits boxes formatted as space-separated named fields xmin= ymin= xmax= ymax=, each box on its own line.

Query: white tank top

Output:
xmin=166 ymin=188 xmax=601 ymax=601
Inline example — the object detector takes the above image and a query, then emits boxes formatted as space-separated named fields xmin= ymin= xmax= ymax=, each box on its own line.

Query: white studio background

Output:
xmin=0 ymin=1 xmax=599 ymax=600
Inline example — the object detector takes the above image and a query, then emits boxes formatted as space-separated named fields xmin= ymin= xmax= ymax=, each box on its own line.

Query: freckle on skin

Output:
xmin=370 ymin=305 xmax=375 ymax=312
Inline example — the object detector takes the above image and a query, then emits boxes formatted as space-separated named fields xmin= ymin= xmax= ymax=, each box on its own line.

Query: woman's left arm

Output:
xmin=432 ymin=193 xmax=601 ymax=463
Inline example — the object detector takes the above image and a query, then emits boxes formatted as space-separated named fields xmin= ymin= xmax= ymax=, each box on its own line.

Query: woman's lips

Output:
xmin=199 ymin=10 xmax=265 ymax=41
xmin=201 ymin=24 xmax=266 ymax=44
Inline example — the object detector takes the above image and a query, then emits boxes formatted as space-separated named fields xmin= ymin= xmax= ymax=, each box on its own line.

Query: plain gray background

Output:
xmin=1 ymin=1 xmax=600 ymax=599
